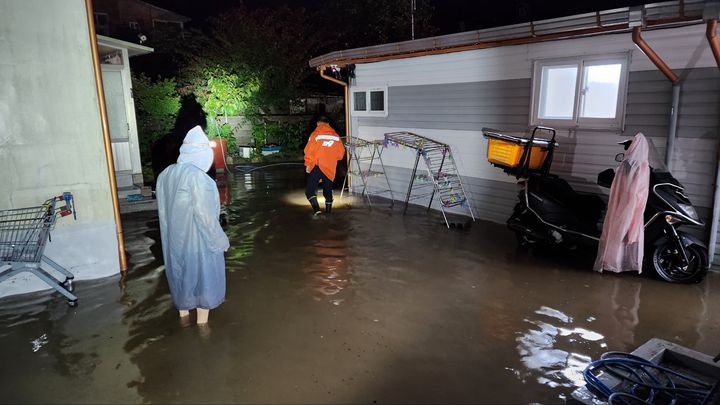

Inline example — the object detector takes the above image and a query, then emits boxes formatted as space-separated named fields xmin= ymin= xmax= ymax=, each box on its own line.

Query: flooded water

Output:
xmin=1 ymin=166 xmax=719 ymax=403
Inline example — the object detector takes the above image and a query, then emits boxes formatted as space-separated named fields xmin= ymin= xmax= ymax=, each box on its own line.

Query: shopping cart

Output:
xmin=0 ymin=193 xmax=78 ymax=306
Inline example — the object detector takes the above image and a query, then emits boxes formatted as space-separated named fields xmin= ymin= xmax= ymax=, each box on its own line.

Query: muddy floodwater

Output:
xmin=1 ymin=167 xmax=718 ymax=404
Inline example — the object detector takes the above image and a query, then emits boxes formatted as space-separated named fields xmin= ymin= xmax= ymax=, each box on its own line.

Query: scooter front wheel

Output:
xmin=650 ymin=242 xmax=707 ymax=283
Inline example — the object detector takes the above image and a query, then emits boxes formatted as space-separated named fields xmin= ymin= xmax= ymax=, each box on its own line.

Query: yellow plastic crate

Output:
xmin=487 ymin=138 xmax=549 ymax=170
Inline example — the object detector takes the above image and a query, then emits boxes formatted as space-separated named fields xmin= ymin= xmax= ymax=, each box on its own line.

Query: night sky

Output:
xmin=147 ymin=0 xmax=651 ymax=36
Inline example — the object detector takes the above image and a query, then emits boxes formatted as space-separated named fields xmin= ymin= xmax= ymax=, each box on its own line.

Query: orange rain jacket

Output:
xmin=304 ymin=123 xmax=345 ymax=181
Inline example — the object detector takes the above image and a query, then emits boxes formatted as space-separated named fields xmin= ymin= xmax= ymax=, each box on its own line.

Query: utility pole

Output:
xmin=410 ymin=0 xmax=416 ymax=40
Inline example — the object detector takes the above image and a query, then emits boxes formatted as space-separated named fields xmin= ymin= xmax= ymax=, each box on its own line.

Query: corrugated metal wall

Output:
xmin=353 ymin=68 xmax=719 ymax=243
xmin=349 ymin=24 xmax=719 ymax=261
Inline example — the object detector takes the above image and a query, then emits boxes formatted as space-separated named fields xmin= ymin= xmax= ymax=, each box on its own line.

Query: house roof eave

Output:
xmin=309 ymin=0 xmax=706 ymax=68
xmin=97 ymin=34 xmax=154 ymax=57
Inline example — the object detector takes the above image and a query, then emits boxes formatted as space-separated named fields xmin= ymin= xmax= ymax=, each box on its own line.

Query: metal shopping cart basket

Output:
xmin=0 ymin=193 xmax=78 ymax=306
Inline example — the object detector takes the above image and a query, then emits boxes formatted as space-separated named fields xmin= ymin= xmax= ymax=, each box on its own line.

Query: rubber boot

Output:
xmin=325 ymin=201 xmax=332 ymax=214
xmin=308 ymin=196 xmax=322 ymax=215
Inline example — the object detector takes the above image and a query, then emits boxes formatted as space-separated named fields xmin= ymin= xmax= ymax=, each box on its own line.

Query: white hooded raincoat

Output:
xmin=156 ymin=126 xmax=230 ymax=310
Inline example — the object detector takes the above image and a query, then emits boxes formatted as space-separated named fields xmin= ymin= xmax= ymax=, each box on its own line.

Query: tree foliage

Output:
xmin=132 ymin=74 xmax=181 ymax=163
xmin=134 ymin=0 xmax=438 ymax=155
xmin=179 ymin=5 xmax=321 ymax=115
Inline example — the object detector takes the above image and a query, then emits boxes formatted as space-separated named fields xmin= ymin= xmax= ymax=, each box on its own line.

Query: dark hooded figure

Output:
xmin=150 ymin=99 xmax=215 ymax=190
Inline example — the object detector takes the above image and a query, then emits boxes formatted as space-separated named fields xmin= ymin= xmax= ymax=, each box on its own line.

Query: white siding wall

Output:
xmin=353 ymin=24 xmax=716 ymax=88
xmin=349 ymin=23 xmax=720 ymax=249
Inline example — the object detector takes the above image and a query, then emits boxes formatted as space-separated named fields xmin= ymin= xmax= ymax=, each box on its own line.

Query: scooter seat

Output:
xmin=529 ymin=175 xmax=604 ymax=232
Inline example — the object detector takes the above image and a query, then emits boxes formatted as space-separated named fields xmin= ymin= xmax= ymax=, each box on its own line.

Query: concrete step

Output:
xmin=119 ymin=196 xmax=157 ymax=214
xmin=117 ymin=186 xmax=141 ymax=199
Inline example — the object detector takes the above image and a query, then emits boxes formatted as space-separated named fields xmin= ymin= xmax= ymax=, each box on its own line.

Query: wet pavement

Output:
xmin=1 ymin=166 xmax=719 ymax=404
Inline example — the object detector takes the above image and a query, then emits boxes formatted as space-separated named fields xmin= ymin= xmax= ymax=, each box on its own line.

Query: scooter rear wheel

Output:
xmin=650 ymin=242 xmax=707 ymax=284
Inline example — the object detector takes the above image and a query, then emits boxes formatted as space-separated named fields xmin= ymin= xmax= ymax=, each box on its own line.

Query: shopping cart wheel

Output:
xmin=67 ymin=299 xmax=78 ymax=307
xmin=62 ymin=278 xmax=74 ymax=292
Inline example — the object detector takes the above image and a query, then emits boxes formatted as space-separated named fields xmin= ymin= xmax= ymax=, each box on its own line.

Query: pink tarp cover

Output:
xmin=594 ymin=133 xmax=650 ymax=274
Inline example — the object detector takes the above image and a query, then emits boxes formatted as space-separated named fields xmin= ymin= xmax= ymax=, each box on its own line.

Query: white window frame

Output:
xmin=530 ymin=53 xmax=630 ymax=130
xmin=152 ymin=19 xmax=184 ymax=31
xmin=350 ymin=87 xmax=388 ymax=117
xmin=94 ymin=12 xmax=110 ymax=36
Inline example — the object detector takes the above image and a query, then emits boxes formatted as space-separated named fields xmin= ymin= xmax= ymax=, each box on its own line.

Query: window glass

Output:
xmin=94 ymin=13 xmax=110 ymax=35
xmin=579 ymin=64 xmax=622 ymax=119
xmin=369 ymin=91 xmax=384 ymax=111
xmin=94 ymin=13 xmax=108 ymax=24
xmin=354 ymin=92 xmax=367 ymax=111
xmin=538 ymin=65 xmax=577 ymax=120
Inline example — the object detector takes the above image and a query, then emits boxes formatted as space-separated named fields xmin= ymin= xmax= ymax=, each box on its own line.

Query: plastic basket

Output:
xmin=487 ymin=138 xmax=549 ymax=170
xmin=484 ymin=130 xmax=554 ymax=171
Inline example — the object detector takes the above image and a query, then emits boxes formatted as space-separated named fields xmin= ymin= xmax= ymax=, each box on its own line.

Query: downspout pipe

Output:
xmin=632 ymin=26 xmax=681 ymax=171
xmin=318 ymin=66 xmax=350 ymax=140
xmin=318 ymin=66 xmax=351 ymax=184
xmin=706 ymin=19 xmax=720 ymax=267
xmin=709 ymin=146 xmax=720 ymax=268
xmin=708 ymin=19 xmax=720 ymax=67
xmin=84 ymin=0 xmax=128 ymax=273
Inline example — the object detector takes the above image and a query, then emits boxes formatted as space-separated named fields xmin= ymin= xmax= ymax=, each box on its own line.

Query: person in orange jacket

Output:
xmin=304 ymin=116 xmax=345 ymax=214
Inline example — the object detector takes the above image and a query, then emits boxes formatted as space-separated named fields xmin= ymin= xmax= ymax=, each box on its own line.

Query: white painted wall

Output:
xmin=353 ymin=24 xmax=717 ymax=88
xmin=0 ymin=0 xmax=120 ymax=296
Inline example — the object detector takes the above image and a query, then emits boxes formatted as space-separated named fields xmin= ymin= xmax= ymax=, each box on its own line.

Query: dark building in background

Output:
xmin=92 ymin=0 xmax=189 ymax=44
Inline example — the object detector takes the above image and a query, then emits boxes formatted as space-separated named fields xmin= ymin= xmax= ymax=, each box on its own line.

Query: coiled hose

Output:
xmin=234 ymin=162 xmax=305 ymax=173
xmin=583 ymin=351 xmax=717 ymax=404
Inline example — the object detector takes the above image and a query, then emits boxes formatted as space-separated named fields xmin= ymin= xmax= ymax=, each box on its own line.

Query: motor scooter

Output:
xmin=482 ymin=127 xmax=708 ymax=283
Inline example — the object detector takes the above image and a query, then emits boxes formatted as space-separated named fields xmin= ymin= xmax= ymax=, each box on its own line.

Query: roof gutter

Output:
xmin=631 ymin=26 xmax=680 ymax=83
xmin=85 ymin=0 xmax=128 ymax=273
xmin=316 ymin=23 xmax=630 ymax=67
xmin=309 ymin=13 xmax=703 ymax=68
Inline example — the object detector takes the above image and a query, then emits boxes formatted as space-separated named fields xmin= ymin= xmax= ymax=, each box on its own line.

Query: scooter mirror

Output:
xmin=617 ymin=140 xmax=633 ymax=150
xmin=615 ymin=153 xmax=625 ymax=162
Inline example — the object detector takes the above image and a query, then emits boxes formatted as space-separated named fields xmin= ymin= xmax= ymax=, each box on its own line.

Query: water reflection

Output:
xmin=223 ymin=171 xmax=263 ymax=269
xmin=303 ymin=228 xmax=350 ymax=302
xmin=217 ymin=172 xmax=232 ymax=228
xmin=282 ymin=189 xmax=360 ymax=209
xmin=31 ymin=333 xmax=49 ymax=352
xmin=514 ymin=279 xmax=643 ymax=391
xmin=515 ymin=306 xmax=599 ymax=389
xmin=1 ymin=166 xmax=718 ymax=404
xmin=595 ymin=279 xmax=642 ymax=351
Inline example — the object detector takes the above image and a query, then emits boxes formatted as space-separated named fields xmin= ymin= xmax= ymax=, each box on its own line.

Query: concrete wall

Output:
xmin=349 ymin=24 xmax=719 ymax=241
xmin=0 ymin=0 xmax=120 ymax=296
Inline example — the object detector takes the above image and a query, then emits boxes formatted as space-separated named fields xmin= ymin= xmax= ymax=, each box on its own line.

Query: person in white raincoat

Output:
xmin=156 ymin=125 xmax=230 ymax=325
xmin=594 ymin=133 xmax=650 ymax=274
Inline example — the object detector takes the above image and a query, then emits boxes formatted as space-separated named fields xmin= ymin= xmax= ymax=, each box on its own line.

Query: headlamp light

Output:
xmin=677 ymin=203 xmax=699 ymax=221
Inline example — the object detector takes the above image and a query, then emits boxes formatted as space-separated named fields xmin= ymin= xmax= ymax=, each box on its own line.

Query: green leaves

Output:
xmin=199 ymin=68 xmax=260 ymax=118
xmin=132 ymin=74 xmax=181 ymax=167
xmin=178 ymin=5 xmax=319 ymax=118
